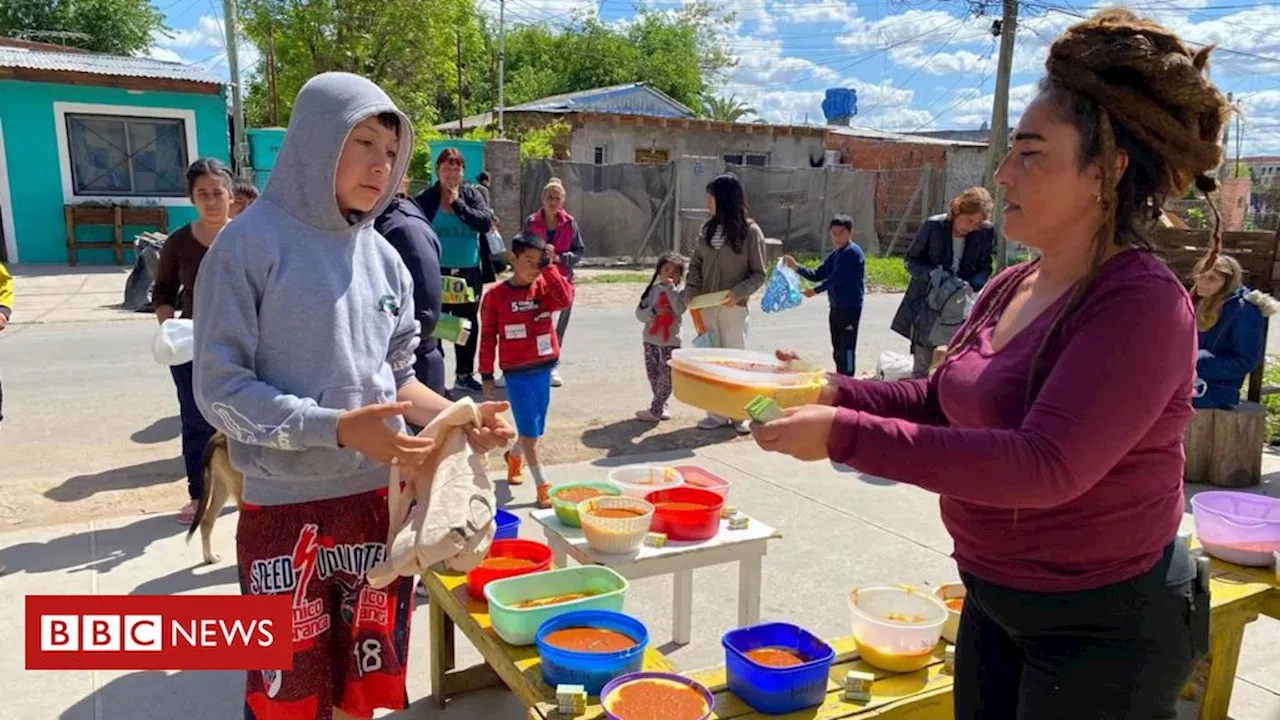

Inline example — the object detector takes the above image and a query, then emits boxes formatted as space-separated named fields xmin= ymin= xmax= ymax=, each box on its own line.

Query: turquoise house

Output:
xmin=0 ymin=38 xmax=229 ymax=264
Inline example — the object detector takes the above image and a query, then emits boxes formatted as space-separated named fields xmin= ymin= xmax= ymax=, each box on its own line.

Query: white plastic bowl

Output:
xmin=848 ymin=585 xmax=947 ymax=673
xmin=578 ymin=496 xmax=655 ymax=554
xmin=934 ymin=582 xmax=965 ymax=645
xmin=607 ymin=465 xmax=685 ymax=499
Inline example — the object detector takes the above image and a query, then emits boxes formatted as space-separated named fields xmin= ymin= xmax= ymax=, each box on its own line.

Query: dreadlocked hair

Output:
xmin=946 ymin=8 xmax=1230 ymax=408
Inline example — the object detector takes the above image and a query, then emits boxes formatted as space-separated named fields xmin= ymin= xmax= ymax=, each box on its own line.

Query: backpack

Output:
xmin=925 ymin=267 xmax=975 ymax=349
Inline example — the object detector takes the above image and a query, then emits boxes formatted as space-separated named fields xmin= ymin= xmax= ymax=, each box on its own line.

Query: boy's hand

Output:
xmin=482 ymin=380 xmax=496 ymax=401
xmin=722 ymin=290 xmax=737 ymax=307
xmin=803 ymin=287 xmax=816 ymax=298
xmin=337 ymin=402 xmax=435 ymax=466
xmin=783 ymin=255 xmax=798 ymax=269
xmin=468 ymin=401 xmax=514 ymax=453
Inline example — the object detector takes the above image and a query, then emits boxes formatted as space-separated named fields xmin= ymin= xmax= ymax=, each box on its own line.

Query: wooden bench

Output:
xmin=1184 ymin=403 xmax=1267 ymax=487
xmin=420 ymin=567 xmax=675 ymax=711
xmin=515 ymin=561 xmax=1271 ymax=720
xmin=64 ymin=204 xmax=168 ymax=266
xmin=530 ymin=634 xmax=954 ymax=720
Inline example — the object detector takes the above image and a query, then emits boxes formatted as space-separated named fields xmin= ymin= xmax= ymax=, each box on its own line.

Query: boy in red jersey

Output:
xmin=480 ymin=233 xmax=574 ymax=507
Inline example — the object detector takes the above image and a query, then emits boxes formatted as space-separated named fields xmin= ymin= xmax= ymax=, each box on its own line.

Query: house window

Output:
xmin=723 ymin=152 xmax=768 ymax=167
xmin=593 ymin=146 xmax=609 ymax=164
xmin=635 ymin=148 xmax=669 ymax=164
xmin=65 ymin=114 xmax=189 ymax=196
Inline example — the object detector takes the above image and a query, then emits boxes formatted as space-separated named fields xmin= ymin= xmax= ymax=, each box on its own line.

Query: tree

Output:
xmin=501 ymin=2 xmax=735 ymax=112
xmin=0 ymin=0 xmax=165 ymax=56
xmin=238 ymin=0 xmax=495 ymax=135
xmin=701 ymin=94 xmax=755 ymax=123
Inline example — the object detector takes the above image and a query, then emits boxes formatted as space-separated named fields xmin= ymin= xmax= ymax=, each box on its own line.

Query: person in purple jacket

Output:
xmin=752 ymin=9 xmax=1229 ymax=718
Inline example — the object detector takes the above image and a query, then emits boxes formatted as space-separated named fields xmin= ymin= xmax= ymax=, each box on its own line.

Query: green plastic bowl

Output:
xmin=550 ymin=481 xmax=622 ymax=527
xmin=485 ymin=566 xmax=629 ymax=646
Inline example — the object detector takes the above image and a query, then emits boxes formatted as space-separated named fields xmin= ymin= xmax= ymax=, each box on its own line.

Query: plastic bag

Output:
xmin=875 ymin=351 xmax=914 ymax=382
xmin=486 ymin=230 xmax=506 ymax=260
xmin=152 ymin=318 xmax=194 ymax=366
xmin=761 ymin=260 xmax=803 ymax=313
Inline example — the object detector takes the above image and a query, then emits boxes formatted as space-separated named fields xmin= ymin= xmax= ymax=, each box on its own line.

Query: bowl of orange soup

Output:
xmin=578 ymin=496 xmax=655 ymax=554
xmin=602 ymin=672 xmax=714 ymax=720
xmin=550 ymin=481 xmax=623 ymax=527
xmin=934 ymin=582 xmax=965 ymax=644
xmin=466 ymin=539 xmax=553 ymax=601
xmin=536 ymin=610 xmax=649 ymax=694
xmin=721 ymin=622 xmax=835 ymax=714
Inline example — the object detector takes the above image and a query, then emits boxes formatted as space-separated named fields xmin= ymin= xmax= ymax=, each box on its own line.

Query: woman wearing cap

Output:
xmin=752 ymin=9 xmax=1227 ymax=716
xmin=523 ymin=177 xmax=585 ymax=387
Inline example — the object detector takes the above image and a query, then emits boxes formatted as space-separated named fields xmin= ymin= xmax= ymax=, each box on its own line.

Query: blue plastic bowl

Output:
xmin=536 ymin=610 xmax=649 ymax=694
xmin=495 ymin=509 xmax=520 ymax=540
xmin=722 ymin=622 xmax=835 ymax=714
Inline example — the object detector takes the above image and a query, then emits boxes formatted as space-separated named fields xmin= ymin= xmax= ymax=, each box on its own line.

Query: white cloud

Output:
xmin=775 ymin=0 xmax=856 ymax=26
xmin=949 ymin=82 xmax=1037 ymax=129
xmin=837 ymin=9 xmax=989 ymax=52
xmin=145 ymin=15 xmax=261 ymax=80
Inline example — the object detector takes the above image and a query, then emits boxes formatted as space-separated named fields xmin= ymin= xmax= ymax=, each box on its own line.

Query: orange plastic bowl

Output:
xmin=467 ymin=539 xmax=553 ymax=601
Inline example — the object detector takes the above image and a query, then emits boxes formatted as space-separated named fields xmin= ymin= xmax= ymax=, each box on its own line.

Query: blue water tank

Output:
xmin=822 ymin=89 xmax=858 ymax=126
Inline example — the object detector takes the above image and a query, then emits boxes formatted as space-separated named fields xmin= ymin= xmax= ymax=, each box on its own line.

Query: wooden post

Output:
xmin=1185 ymin=404 xmax=1265 ymax=487
xmin=112 ymin=206 xmax=124 ymax=265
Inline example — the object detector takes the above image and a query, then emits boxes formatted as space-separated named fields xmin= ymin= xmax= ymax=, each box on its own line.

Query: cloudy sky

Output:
xmin=147 ymin=0 xmax=1280 ymax=155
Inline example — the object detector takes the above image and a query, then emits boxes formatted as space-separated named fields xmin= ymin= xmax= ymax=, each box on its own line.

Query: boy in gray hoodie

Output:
xmin=193 ymin=72 xmax=511 ymax=720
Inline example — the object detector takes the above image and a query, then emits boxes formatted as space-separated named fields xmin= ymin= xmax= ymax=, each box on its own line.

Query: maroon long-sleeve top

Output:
xmin=828 ymin=251 xmax=1196 ymax=592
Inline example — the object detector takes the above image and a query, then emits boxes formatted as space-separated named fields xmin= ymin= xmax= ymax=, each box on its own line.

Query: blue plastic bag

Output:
xmin=761 ymin=260 xmax=803 ymax=313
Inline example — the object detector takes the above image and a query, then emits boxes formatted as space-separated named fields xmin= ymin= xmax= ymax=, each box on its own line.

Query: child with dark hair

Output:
xmin=154 ymin=156 xmax=234 ymax=523
xmin=230 ymin=179 xmax=259 ymax=218
xmin=784 ymin=214 xmax=865 ymax=376
xmin=634 ymin=253 xmax=686 ymax=422
xmin=193 ymin=73 xmax=512 ymax=720
xmin=479 ymin=233 xmax=574 ymax=506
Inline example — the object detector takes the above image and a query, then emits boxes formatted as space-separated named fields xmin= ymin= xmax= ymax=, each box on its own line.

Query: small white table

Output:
xmin=529 ymin=508 xmax=782 ymax=645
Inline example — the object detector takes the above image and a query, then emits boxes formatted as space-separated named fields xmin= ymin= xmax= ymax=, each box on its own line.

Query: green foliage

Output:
xmin=1262 ymin=356 xmax=1280 ymax=443
xmin=501 ymin=2 xmax=735 ymax=112
xmin=520 ymin=121 xmax=571 ymax=160
xmin=700 ymin=93 xmax=756 ymax=122
xmin=0 ymin=0 xmax=165 ymax=56
xmin=239 ymin=0 xmax=494 ymax=129
xmin=1186 ymin=207 xmax=1207 ymax=229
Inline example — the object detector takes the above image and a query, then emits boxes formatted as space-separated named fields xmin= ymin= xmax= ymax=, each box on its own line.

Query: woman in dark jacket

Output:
xmin=415 ymin=148 xmax=495 ymax=395
xmin=377 ymin=178 xmax=445 ymax=397
xmin=891 ymin=186 xmax=997 ymax=377
xmin=1192 ymin=254 xmax=1274 ymax=409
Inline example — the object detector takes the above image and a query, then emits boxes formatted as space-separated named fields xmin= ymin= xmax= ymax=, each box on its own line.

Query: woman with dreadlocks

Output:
xmin=752 ymin=9 xmax=1229 ymax=717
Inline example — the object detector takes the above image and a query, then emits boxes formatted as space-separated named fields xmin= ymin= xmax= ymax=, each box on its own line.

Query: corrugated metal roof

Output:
xmin=0 ymin=46 xmax=223 ymax=85
xmin=509 ymin=83 xmax=694 ymax=118
xmin=829 ymin=125 xmax=987 ymax=148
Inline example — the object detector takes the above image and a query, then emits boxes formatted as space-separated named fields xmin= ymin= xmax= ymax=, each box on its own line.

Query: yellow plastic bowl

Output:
xmin=669 ymin=349 xmax=825 ymax=421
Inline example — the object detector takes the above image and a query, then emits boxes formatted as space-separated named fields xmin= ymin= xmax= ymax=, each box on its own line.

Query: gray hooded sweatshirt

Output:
xmin=193 ymin=72 xmax=418 ymax=506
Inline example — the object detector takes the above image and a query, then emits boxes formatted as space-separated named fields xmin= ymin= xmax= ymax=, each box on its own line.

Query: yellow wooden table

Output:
xmin=529 ymin=635 xmax=952 ymax=720
xmin=421 ymin=568 xmax=677 ymax=710
xmin=1193 ymin=551 xmax=1279 ymax=720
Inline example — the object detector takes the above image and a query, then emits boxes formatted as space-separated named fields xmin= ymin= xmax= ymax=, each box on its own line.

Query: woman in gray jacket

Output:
xmin=683 ymin=173 xmax=767 ymax=433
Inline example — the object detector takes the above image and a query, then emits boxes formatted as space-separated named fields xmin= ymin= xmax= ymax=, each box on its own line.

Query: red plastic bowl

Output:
xmin=466 ymin=539 xmax=553 ymax=601
xmin=644 ymin=487 xmax=725 ymax=541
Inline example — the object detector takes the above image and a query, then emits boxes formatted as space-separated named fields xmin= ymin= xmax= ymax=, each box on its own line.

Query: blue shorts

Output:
xmin=505 ymin=367 xmax=552 ymax=439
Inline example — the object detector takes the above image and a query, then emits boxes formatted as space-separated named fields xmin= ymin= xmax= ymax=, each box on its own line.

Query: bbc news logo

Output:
xmin=27 ymin=595 xmax=293 ymax=670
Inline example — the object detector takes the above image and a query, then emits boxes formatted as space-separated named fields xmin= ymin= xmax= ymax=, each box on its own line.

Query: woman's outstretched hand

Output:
xmin=750 ymin=405 xmax=838 ymax=462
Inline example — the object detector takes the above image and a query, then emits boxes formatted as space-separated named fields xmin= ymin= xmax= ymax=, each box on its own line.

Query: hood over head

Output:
xmin=262 ymin=72 xmax=413 ymax=232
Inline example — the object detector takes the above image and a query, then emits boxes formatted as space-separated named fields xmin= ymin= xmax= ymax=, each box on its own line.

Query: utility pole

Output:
xmin=1220 ymin=92 xmax=1232 ymax=182
xmin=985 ymin=0 xmax=1018 ymax=268
xmin=498 ymin=0 xmax=507 ymax=137
xmin=223 ymin=0 xmax=248 ymax=178
xmin=456 ymin=31 xmax=465 ymax=133
xmin=266 ymin=26 xmax=280 ymax=127
xmin=1235 ymin=98 xmax=1243 ymax=173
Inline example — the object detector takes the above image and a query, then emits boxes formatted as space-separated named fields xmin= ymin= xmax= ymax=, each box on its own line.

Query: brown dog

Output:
xmin=185 ymin=432 xmax=244 ymax=564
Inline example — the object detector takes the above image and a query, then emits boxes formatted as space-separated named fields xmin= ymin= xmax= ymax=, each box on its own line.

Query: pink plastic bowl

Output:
xmin=1190 ymin=491 xmax=1280 ymax=567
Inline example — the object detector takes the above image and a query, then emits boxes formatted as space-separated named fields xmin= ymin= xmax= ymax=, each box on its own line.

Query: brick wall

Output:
xmin=825 ymin=135 xmax=947 ymax=243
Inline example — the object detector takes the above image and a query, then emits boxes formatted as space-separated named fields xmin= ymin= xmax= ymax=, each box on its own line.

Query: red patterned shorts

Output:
xmin=236 ymin=488 xmax=413 ymax=719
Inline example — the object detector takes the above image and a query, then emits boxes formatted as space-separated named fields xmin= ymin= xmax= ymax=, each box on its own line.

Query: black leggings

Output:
xmin=442 ymin=266 xmax=484 ymax=378
xmin=955 ymin=543 xmax=1207 ymax=719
